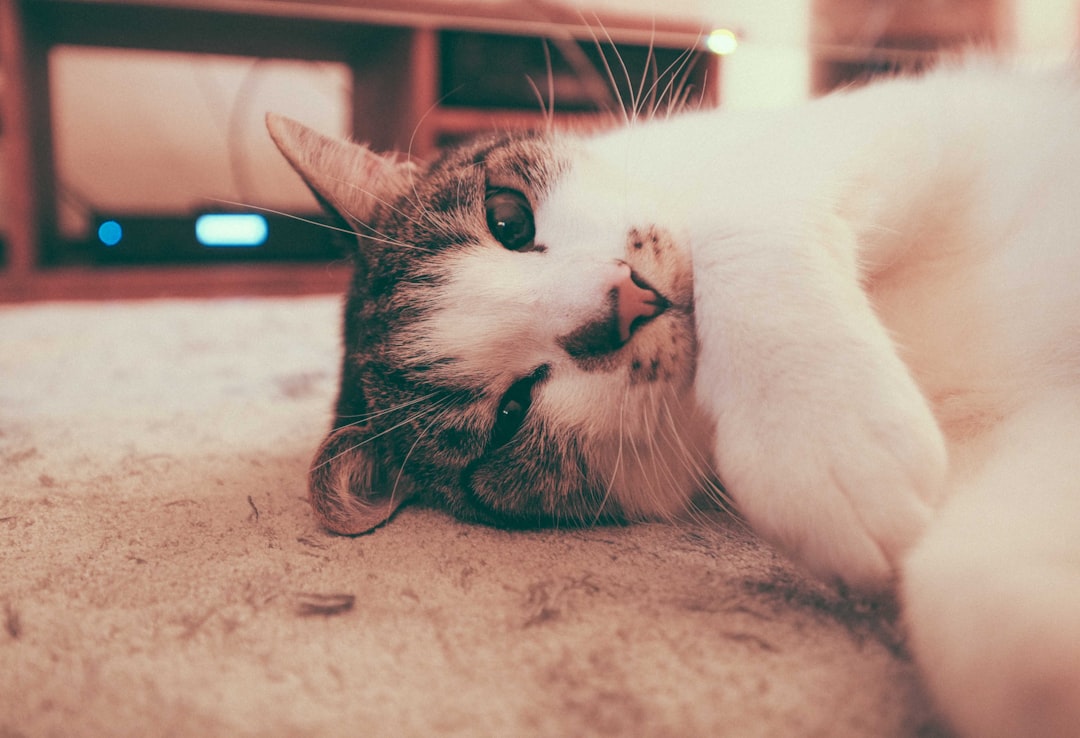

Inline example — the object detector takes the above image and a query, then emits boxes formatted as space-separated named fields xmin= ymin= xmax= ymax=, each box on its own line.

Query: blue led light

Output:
xmin=98 ymin=220 xmax=123 ymax=247
xmin=195 ymin=214 xmax=268 ymax=247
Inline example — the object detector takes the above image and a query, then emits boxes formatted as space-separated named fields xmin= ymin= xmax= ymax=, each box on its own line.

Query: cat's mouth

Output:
xmin=558 ymin=267 xmax=669 ymax=361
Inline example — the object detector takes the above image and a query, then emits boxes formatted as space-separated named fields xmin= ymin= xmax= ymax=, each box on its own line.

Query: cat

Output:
xmin=267 ymin=60 xmax=1080 ymax=738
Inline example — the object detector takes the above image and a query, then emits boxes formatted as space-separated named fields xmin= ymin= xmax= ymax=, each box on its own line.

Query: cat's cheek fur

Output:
xmin=460 ymin=419 xmax=618 ymax=525
xmin=394 ymin=247 xmax=630 ymax=386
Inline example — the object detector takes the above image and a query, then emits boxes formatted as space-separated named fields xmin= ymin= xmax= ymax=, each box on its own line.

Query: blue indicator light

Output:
xmin=98 ymin=220 xmax=123 ymax=247
xmin=195 ymin=213 xmax=268 ymax=247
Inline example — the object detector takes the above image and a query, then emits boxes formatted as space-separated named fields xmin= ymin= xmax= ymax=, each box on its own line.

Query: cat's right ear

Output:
xmin=265 ymin=113 xmax=416 ymax=228
xmin=308 ymin=424 xmax=415 ymax=535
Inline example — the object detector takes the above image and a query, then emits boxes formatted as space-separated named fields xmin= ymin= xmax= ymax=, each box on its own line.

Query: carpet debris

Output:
xmin=4 ymin=603 xmax=21 ymax=639
xmin=295 ymin=593 xmax=355 ymax=617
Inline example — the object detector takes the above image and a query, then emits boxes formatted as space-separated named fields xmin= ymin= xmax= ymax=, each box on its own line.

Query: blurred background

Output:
xmin=0 ymin=0 xmax=1076 ymax=299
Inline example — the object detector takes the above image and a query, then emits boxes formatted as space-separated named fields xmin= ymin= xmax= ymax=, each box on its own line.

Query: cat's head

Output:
xmin=268 ymin=114 xmax=714 ymax=534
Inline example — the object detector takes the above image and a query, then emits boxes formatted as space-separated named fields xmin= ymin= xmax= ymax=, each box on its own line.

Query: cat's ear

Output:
xmin=308 ymin=424 xmax=415 ymax=535
xmin=265 ymin=113 xmax=416 ymax=228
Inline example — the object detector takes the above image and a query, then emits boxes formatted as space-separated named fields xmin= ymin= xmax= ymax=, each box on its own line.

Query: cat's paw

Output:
xmin=692 ymin=216 xmax=947 ymax=588
xmin=904 ymin=400 xmax=1080 ymax=738
xmin=705 ymin=351 xmax=947 ymax=589
xmin=907 ymin=552 xmax=1080 ymax=738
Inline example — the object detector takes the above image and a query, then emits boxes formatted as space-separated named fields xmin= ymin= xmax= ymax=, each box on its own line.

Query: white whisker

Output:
xmin=335 ymin=390 xmax=445 ymax=425
xmin=389 ymin=399 xmax=457 ymax=511
xmin=321 ymin=172 xmax=427 ymax=229
xmin=651 ymin=46 xmax=698 ymax=121
xmin=593 ymin=386 xmax=630 ymax=525
xmin=657 ymin=398 xmax=742 ymax=528
xmin=314 ymin=393 xmax=453 ymax=472
xmin=624 ymin=390 xmax=663 ymax=517
xmin=629 ymin=27 xmax=655 ymax=120
xmin=580 ymin=13 xmax=631 ymax=127
xmin=209 ymin=196 xmax=435 ymax=253
xmin=207 ymin=198 xmax=357 ymax=237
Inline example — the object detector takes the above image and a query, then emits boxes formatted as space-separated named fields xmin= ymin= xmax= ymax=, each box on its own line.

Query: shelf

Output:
xmin=0 ymin=0 xmax=717 ymax=302
xmin=810 ymin=0 xmax=1002 ymax=93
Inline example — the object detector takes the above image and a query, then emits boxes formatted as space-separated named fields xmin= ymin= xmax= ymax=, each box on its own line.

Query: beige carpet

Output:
xmin=0 ymin=296 xmax=944 ymax=737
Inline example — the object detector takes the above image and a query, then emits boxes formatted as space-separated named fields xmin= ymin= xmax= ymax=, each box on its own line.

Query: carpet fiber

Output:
xmin=1 ymin=296 xmax=943 ymax=737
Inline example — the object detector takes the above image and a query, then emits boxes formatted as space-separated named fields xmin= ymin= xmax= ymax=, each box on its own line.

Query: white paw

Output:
xmin=904 ymin=406 xmax=1080 ymax=738
xmin=907 ymin=550 xmax=1080 ymax=738
xmin=705 ymin=351 xmax=947 ymax=589
xmin=691 ymin=218 xmax=947 ymax=588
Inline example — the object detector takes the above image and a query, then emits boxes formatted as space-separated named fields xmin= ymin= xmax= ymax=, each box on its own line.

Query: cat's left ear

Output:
xmin=308 ymin=424 xmax=416 ymax=535
xmin=266 ymin=113 xmax=417 ymax=228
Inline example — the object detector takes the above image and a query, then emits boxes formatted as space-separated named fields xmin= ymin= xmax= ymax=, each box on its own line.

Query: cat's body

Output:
xmin=269 ymin=61 xmax=1080 ymax=738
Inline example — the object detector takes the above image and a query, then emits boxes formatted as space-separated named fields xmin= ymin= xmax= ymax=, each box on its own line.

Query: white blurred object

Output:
xmin=50 ymin=46 xmax=350 ymax=238
xmin=1013 ymin=0 xmax=1077 ymax=66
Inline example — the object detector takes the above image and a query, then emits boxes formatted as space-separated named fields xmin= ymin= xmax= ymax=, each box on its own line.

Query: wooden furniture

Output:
xmin=811 ymin=0 xmax=1005 ymax=92
xmin=0 ymin=0 xmax=716 ymax=301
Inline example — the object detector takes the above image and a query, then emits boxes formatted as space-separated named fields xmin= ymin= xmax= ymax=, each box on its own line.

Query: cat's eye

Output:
xmin=485 ymin=189 xmax=535 ymax=251
xmin=490 ymin=367 xmax=547 ymax=449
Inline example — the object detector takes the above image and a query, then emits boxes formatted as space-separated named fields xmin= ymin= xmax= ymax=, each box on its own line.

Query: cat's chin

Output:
xmin=586 ymin=391 xmax=715 ymax=522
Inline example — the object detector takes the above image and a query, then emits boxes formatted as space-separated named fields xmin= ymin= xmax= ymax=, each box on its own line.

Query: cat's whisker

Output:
xmin=629 ymin=388 xmax=670 ymax=518
xmin=672 ymin=85 xmax=696 ymax=117
xmin=644 ymin=39 xmax=661 ymax=119
xmin=207 ymin=198 xmax=359 ymax=238
xmin=595 ymin=19 xmax=638 ymax=123
xmin=652 ymin=398 xmax=699 ymax=524
xmin=208 ymin=196 xmax=436 ymax=254
xmin=401 ymin=86 xmax=500 ymax=236
xmin=402 ymin=82 xmax=466 ymax=211
xmin=405 ymin=96 xmax=439 ymax=170
xmin=579 ymin=13 xmax=631 ymax=127
xmin=321 ymin=172 xmax=427 ymax=230
xmin=656 ymin=398 xmax=741 ymax=526
xmin=352 ymin=224 xmax=437 ymax=254
xmin=631 ymin=28 xmax=657 ymax=122
xmin=541 ymin=39 xmax=556 ymax=134
xmin=650 ymin=45 xmax=700 ymax=122
xmin=390 ymin=395 xmax=455 ymax=437
xmin=526 ymin=39 xmax=558 ymax=136
xmin=389 ymin=398 xmax=457 ymax=513
xmin=334 ymin=391 xmax=446 ymax=425
xmin=645 ymin=389 xmax=692 ymax=521
xmin=319 ymin=190 xmax=438 ymax=253
xmin=621 ymin=428 xmax=648 ymax=509
xmin=652 ymin=47 xmax=698 ymax=121
xmin=592 ymin=385 xmax=630 ymax=526
xmin=408 ymin=173 xmax=447 ymax=233
xmin=313 ymin=393 xmax=453 ymax=472
xmin=656 ymin=394 xmax=698 ymax=523
xmin=526 ymin=75 xmax=550 ymax=129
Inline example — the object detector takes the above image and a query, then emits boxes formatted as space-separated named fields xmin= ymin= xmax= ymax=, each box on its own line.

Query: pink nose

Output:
xmin=614 ymin=265 xmax=668 ymax=342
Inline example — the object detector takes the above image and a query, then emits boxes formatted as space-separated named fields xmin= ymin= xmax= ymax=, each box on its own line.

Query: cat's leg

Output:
xmin=903 ymin=394 xmax=1080 ymax=738
xmin=693 ymin=213 xmax=947 ymax=587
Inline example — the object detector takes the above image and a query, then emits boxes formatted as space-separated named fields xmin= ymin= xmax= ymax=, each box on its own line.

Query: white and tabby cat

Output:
xmin=268 ymin=61 xmax=1080 ymax=738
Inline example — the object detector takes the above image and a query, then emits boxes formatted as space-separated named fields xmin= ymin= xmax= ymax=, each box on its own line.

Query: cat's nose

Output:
xmin=615 ymin=266 xmax=668 ymax=343
xmin=558 ymin=265 xmax=669 ymax=361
